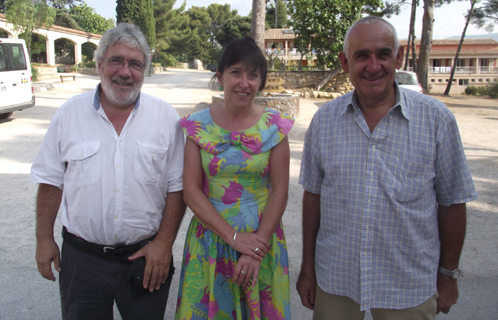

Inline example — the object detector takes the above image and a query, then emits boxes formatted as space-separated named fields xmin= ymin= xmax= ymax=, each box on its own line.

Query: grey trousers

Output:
xmin=60 ymin=241 xmax=174 ymax=320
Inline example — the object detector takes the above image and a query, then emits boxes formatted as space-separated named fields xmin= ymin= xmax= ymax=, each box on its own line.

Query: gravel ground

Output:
xmin=0 ymin=71 xmax=496 ymax=319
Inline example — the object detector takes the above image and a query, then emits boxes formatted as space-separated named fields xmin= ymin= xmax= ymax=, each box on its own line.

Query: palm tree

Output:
xmin=251 ymin=0 xmax=266 ymax=51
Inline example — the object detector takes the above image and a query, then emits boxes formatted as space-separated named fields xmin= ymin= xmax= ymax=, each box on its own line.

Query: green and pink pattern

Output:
xmin=175 ymin=107 xmax=294 ymax=320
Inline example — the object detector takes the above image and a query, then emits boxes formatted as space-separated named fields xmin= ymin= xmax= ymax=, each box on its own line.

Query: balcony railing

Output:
xmin=265 ymin=48 xmax=303 ymax=56
xmin=405 ymin=66 xmax=497 ymax=75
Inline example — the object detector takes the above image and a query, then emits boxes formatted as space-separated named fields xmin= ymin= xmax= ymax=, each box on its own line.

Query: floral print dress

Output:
xmin=175 ymin=107 xmax=294 ymax=320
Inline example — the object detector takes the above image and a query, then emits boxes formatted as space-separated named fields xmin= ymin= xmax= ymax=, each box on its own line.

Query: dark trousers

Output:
xmin=60 ymin=241 xmax=174 ymax=320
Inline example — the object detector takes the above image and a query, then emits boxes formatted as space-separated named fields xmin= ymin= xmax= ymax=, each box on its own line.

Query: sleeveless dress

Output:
xmin=175 ymin=107 xmax=294 ymax=320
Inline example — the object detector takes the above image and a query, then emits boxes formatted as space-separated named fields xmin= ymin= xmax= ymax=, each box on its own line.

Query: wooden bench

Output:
xmin=60 ymin=75 xmax=76 ymax=83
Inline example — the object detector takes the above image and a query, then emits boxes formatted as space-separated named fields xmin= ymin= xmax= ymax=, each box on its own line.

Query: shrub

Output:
xmin=84 ymin=61 xmax=96 ymax=68
xmin=465 ymin=85 xmax=487 ymax=96
xmin=71 ymin=66 xmax=78 ymax=72
xmin=488 ymin=83 xmax=498 ymax=99
xmin=31 ymin=64 xmax=38 ymax=82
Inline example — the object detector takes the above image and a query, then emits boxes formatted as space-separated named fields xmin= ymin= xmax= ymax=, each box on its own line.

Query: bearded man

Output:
xmin=29 ymin=23 xmax=186 ymax=320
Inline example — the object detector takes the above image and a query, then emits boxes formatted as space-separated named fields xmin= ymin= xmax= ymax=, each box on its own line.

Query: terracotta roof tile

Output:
xmin=400 ymin=38 xmax=498 ymax=45
xmin=264 ymin=28 xmax=296 ymax=40
xmin=0 ymin=13 xmax=101 ymax=39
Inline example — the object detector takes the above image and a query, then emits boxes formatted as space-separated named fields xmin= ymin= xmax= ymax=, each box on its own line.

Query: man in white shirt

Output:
xmin=29 ymin=23 xmax=186 ymax=320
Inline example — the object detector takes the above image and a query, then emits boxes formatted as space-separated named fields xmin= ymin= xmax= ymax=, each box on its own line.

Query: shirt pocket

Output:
xmin=135 ymin=141 xmax=168 ymax=185
xmin=66 ymin=141 xmax=101 ymax=187
xmin=391 ymin=158 xmax=434 ymax=203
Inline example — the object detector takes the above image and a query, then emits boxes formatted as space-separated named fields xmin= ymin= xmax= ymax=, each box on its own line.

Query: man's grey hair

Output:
xmin=343 ymin=16 xmax=399 ymax=58
xmin=95 ymin=23 xmax=151 ymax=75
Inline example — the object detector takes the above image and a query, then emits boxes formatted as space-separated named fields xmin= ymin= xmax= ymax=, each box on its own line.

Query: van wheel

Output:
xmin=0 ymin=112 xmax=13 ymax=119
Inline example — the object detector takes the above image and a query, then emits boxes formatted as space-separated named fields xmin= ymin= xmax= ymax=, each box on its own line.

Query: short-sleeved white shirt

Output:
xmin=30 ymin=86 xmax=184 ymax=245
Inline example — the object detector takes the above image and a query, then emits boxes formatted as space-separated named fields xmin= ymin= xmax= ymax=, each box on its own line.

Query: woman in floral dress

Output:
xmin=175 ymin=37 xmax=293 ymax=320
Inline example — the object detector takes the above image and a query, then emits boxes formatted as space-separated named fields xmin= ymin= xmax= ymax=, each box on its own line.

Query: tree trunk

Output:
xmin=315 ymin=62 xmax=341 ymax=91
xmin=411 ymin=35 xmax=418 ymax=72
xmin=274 ymin=0 xmax=278 ymax=28
xmin=251 ymin=0 xmax=266 ymax=52
xmin=417 ymin=0 xmax=435 ymax=94
xmin=444 ymin=0 xmax=475 ymax=96
xmin=405 ymin=0 xmax=418 ymax=71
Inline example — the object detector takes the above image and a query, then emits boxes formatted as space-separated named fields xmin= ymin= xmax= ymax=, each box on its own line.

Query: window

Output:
xmin=459 ymin=79 xmax=469 ymax=86
xmin=6 ymin=44 xmax=27 ymax=71
xmin=432 ymin=59 xmax=441 ymax=67
xmin=0 ymin=47 xmax=6 ymax=71
xmin=457 ymin=59 xmax=465 ymax=67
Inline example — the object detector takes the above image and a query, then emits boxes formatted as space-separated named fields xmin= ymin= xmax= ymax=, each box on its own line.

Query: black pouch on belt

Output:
xmin=129 ymin=257 xmax=148 ymax=297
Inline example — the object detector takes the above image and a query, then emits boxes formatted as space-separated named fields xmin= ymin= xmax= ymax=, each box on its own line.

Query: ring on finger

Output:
xmin=254 ymin=247 xmax=260 ymax=253
xmin=241 ymin=270 xmax=247 ymax=275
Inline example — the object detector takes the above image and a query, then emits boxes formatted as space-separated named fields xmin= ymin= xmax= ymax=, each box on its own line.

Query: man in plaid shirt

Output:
xmin=297 ymin=16 xmax=478 ymax=320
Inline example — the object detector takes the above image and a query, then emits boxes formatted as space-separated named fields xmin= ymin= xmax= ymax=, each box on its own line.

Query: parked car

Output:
xmin=395 ymin=70 xmax=422 ymax=93
xmin=206 ymin=63 xmax=217 ymax=72
xmin=0 ymin=39 xmax=35 ymax=119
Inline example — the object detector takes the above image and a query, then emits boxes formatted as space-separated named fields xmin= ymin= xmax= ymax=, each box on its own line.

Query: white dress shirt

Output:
xmin=30 ymin=86 xmax=184 ymax=245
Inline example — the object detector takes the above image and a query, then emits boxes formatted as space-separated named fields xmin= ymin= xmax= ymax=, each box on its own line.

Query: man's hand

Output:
xmin=35 ymin=238 xmax=61 ymax=281
xmin=296 ymin=265 xmax=316 ymax=310
xmin=128 ymin=239 xmax=171 ymax=292
xmin=436 ymin=272 xmax=459 ymax=314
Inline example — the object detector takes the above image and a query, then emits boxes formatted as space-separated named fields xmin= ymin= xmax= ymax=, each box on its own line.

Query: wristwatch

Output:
xmin=438 ymin=266 xmax=462 ymax=280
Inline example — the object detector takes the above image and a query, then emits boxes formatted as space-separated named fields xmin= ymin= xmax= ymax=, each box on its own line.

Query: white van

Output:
xmin=0 ymin=39 xmax=35 ymax=119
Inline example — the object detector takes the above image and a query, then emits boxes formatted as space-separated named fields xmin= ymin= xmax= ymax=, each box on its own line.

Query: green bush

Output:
xmin=71 ymin=66 xmax=78 ymax=72
xmin=160 ymin=53 xmax=179 ymax=67
xmin=31 ymin=64 xmax=38 ymax=82
xmin=488 ymin=83 xmax=498 ymax=99
xmin=465 ymin=84 xmax=498 ymax=98
xmin=84 ymin=61 xmax=96 ymax=68
xmin=465 ymin=85 xmax=487 ymax=96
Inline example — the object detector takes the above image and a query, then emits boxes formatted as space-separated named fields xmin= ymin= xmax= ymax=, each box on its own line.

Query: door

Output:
xmin=0 ymin=42 xmax=32 ymax=108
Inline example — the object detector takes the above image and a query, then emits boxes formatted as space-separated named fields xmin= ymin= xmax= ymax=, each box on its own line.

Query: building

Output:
xmin=263 ymin=28 xmax=498 ymax=93
xmin=400 ymin=38 xmax=498 ymax=94
xmin=264 ymin=28 xmax=315 ymax=67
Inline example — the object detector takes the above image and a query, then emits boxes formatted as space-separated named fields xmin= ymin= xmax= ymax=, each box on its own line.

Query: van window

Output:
xmin=7 ymin=44 xmax=27 ymax=71
xmin=0 ymin=47 xmax=6 ymax=71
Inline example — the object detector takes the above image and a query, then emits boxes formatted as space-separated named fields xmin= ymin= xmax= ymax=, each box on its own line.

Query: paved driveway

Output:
xmin=0 ymin=69 xmax=496 ymax=319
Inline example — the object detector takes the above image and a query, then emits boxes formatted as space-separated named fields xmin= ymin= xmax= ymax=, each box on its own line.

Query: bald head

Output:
xmin=343 ymin=16 xmax=399 ymax=58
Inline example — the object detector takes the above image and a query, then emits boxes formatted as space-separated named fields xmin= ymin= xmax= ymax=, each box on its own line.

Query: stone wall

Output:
xmin=267 ymin=70 xmax=354 ymax=94
xmin=33 ymin=66 xmax=57 ymax=80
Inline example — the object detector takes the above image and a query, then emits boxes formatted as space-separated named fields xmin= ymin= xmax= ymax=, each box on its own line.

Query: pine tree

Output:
xmin=116 ymin=0 xmax=155 ymax=48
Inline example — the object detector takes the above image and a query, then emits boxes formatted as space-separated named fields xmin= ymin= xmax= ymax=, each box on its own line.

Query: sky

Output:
xmin=85 ymin=0 xmax=493 ymax=40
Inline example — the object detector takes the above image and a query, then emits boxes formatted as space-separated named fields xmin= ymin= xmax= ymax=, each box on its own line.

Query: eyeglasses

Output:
xmin=105 ymin=58 xmax=144 ymax=72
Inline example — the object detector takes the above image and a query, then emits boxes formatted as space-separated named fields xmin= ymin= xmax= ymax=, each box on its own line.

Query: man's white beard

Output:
xmin=101 ymin=76 xmax=141 ymax=107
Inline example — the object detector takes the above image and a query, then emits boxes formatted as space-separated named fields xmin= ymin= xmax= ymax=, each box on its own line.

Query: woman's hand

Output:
xmin=232 ymin=231 xmax=269 ymax=261
xmin=233 ymin=254 xmax=261 ymax=287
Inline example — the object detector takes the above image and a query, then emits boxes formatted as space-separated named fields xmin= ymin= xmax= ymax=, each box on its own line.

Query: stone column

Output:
xmin=74 ymin=40 xmax=82 ymax=65
xmin=46 ymin=36 xmax=55 ymax=66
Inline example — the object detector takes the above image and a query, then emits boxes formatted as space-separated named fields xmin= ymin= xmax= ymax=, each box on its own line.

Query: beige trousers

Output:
xmin=313 ymin=284 xmax=437 ymax=320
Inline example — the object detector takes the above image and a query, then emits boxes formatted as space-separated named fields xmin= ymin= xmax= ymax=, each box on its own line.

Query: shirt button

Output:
xmin=372 ymin=145 xmax=376 ymax=150
xmin=369 ymin=172 xmax=373 ymax=177
xmin=116 ymin=189 xmax=119 ymax=193
xmin=151 ymin=155 xmax=154 ymax=160
xmin=116 ymin=164 xmax=120 ymax=168
xmin=79 ymin=154 xmax=83 ymax=158
xmin=368 ymin=199 xmax=371 ymax=204
xmin=115 ymin=215 xmax=118 ymax=219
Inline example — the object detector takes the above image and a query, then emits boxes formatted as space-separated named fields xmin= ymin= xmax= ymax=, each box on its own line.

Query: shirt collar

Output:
xmin=340 ymin=83 xmax=410 ymax=121
xmin=93 ymin=83 xmax=141 ymax=111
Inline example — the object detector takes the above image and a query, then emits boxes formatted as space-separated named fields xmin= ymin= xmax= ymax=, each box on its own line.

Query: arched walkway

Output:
xmin=0 ymin=13 xmax=101 ymax=65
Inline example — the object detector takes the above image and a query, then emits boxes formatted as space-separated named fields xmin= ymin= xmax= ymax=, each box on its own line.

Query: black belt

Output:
xmin=62 ymin=227 xmax=156 ymax=263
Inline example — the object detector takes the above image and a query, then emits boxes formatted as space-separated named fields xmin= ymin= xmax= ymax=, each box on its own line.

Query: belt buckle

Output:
xmin=103 ymin=246 xmax=115 ymax=253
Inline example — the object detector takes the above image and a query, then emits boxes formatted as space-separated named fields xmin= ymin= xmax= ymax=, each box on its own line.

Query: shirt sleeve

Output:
xmin=29 ymin=110 xmax=65 ymax=189
xmin=434 ymin=115 xmax=478 ymax=206
xmin=165 ymin=111 xmax=184 ymax=193
xmin=299 ymin=111 xmax=324 ymax=194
